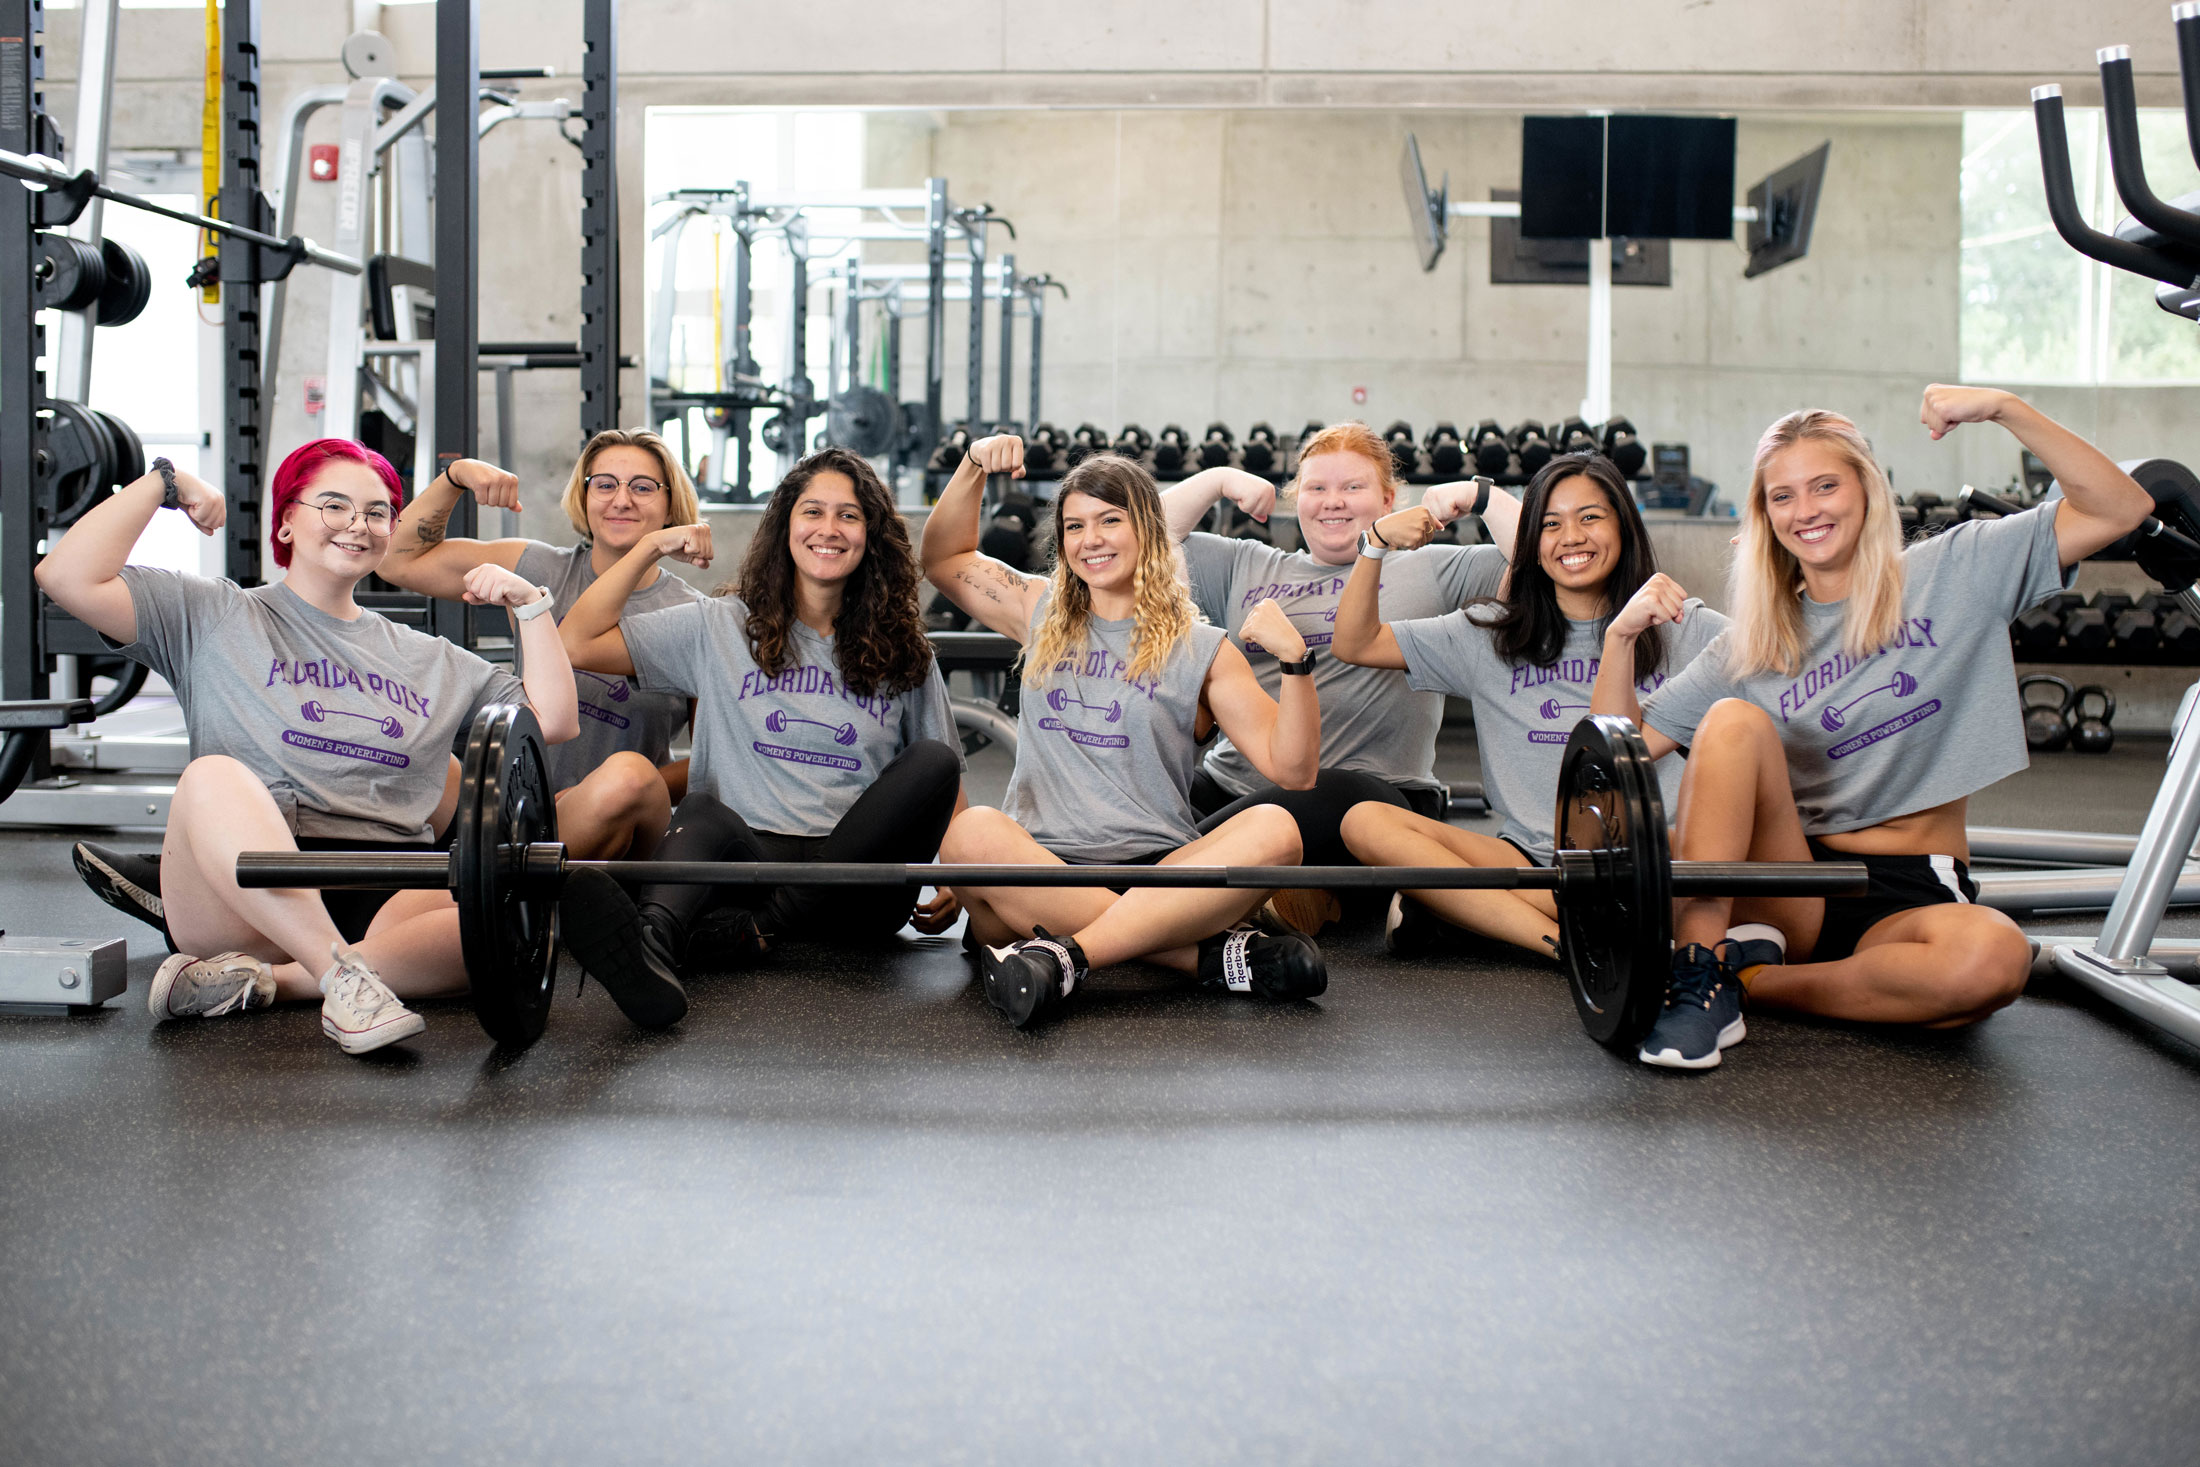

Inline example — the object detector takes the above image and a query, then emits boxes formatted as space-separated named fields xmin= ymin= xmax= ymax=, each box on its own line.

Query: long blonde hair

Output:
xmin=1728 ymin=410 xmax=1907 ymax=678
xmin=1023 ymin=453 xmax=1200 ymax=689
xmin=558 ymin=427 xmax=701 ymax=540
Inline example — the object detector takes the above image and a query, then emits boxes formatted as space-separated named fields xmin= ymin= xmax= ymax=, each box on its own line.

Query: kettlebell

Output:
xmin=2071 ymin=684 xmax=2117 ymax=754
xmin=2020 ymin=674 xmax=2076 ymax=752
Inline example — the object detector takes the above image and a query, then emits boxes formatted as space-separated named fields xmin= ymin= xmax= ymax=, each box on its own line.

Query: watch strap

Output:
xmin=511 ymin=585 xmax=556 ymax=621
xmin=1278 ymin=650 xmax=1319 ymax=676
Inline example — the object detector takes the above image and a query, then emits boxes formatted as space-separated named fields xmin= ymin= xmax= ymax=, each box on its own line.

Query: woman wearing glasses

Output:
xmin=378 ymin=428 xmax=708 ymax=862
xmin=35 ymin=439 xmax=593 ymax=1057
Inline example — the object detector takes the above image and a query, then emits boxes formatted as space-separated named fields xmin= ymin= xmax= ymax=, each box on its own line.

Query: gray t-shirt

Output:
xmin=1641 ymin=504 xmax=2072 ymax=835
xmin=1002 ymin=594 xmax=1231 ymax=862
xmin=1393 ymin=599 xmax=1729 ymax=863
xmin=110 ymin=567 xmax=524 ymax=842
xmin=1181 ymin=533 xmax=1506 ymax=796
xmin=514 ymin=541 xmax=702 ymax=792
xmin=621 ymin=593 xmax=962 ymax=838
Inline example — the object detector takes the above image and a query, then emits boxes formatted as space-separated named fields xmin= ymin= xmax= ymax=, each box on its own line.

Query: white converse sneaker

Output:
xmin=148 ymin=952 xmax=275 ymax=1020
xmin=319 ymin=943 xmax=425 ymax=1055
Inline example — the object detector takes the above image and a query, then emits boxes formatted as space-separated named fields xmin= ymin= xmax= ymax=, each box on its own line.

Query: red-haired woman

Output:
xmin=36 ymin=441 xmax=600 ymax=1057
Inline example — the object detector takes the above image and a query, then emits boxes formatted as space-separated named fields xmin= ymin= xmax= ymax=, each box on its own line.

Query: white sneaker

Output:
xmin=319 ymin=943 xmax=425 ymax=1055
xmin=149 ymin=952 xmax=275 ymax=1020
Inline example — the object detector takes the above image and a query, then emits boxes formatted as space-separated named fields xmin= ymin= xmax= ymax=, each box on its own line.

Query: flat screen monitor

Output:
xmin=1520 ymin=116 xmax=1605 ymax=239
xmin=1400 ymin=133 xmax=1448 ymax=273
xmin=1744 ymin=141 xmax=1831 ymax=277
xmin=1606 ymin=115 xmax=1737 ymax=240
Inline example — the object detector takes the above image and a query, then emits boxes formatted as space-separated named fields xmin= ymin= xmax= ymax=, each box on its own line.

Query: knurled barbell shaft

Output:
xmin=0 ymin=146 xmax=365 ymax=276
xmin=234 ymin=848 xmax=1868 ymax=897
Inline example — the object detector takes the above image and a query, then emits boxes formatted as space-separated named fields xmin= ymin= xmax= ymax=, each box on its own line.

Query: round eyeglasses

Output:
xmin=585 ymin=474 xmax=664 ymax=500
xmin=313 ymin=499 xmax=396 ymax=535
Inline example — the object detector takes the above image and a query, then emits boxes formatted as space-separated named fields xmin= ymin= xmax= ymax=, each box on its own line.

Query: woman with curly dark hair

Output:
xmin=554 ymin=448 xmax=965 ymax=1010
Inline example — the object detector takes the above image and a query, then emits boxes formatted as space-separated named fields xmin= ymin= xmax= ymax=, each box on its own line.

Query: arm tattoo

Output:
xmin=955 ymin=568 xmax=1006 ymax=605
xmin=403 ymin=508 xmax=451 ymax=552
xmin=978 ymin=561 xmax=1025 ymax=593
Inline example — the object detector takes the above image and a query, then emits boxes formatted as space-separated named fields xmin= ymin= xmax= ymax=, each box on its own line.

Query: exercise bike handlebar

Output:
xmin=2099 ymin=48 xmax=2200 ymax=251
xmin=2032 ymin=86 xmax=2200 ymax=290
xmin=2177 ymin=3 xmax=2200 ymax=172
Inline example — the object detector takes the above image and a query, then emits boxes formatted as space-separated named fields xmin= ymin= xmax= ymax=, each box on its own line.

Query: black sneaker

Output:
xmin=686 ymin=901 xmax=769 ymax=971
xmin=555 ymin=867 xmax=689 ymax=1030
xmin=1382 ymin=892 xmax=1448 ymax=957
xmin=979 ymin=927 xmax=1087 ymax=1029
xmin=74 ymin=842 xmax=166 ymax=932
xmin=1638 ymin=943 xmax=1745 ymax=1071
xmin=1200 ymin=925 xmax=1327 ymax=1001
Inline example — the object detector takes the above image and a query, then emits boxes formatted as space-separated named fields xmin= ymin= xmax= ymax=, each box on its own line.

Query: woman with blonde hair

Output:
xmin=924 ymin=436 xmax=1326 ymax=1028
xmin=379 ymin=428 xmax=706 ymax=863
xmin=1622 ymin=386 xmax=2152 ymax=1070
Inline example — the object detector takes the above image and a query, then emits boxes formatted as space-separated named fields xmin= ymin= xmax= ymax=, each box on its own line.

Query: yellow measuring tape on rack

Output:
xmin=200 ymin=0 xmax=220 ymax=304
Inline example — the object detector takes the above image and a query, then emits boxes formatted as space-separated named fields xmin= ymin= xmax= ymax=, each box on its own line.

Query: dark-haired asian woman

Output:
xmin=1333 ymin=452 xmax=1727 ymax=961
xmin=554 ymin=448 xmax=964 ymax=1012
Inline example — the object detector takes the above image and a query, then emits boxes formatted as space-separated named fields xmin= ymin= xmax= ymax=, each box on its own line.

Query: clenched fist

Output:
xmin=1241 ymin=597 xmax=1309 ymax=663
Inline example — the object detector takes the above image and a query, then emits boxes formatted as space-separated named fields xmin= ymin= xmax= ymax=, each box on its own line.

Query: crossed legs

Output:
xmin=1671 ymin=699 xmax=2028 ymax=1027
xmin=945 ymin=803 xmax=1302 ymax=974
xmin=1339 ymin=803 xmax=1560 ymax=959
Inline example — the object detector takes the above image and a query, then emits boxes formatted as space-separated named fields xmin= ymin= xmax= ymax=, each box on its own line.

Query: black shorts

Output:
xmin=1499 ymin=835 xmax=1550 ymax=868
xmin=1063 ymin=847 xmax=1172 ymax=895
xmin=1805 ymin=838 xmax=1978 ymax=963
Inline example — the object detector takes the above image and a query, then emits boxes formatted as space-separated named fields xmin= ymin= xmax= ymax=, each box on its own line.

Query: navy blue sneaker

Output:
xmin=1638 ymin=943 xmax=1745 ymax=1071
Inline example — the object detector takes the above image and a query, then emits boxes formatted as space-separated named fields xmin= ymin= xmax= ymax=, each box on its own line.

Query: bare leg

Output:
xmin=555 ymin=752 xmax=673 ymax=860
xmin=943 ymin=804 xmax=1301 ymax=974
xmin=1669 ymin=699 xmax=1823 ymax=955
xmin=1340 ymin=802 xmax=1559 ymax=958
xmin=1746 ymin=902 xmax=2030 ymax=1026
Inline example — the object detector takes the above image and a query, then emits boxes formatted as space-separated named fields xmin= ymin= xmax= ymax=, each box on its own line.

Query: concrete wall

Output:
xmin=28 ymin=0 xmax=2200 ymax=522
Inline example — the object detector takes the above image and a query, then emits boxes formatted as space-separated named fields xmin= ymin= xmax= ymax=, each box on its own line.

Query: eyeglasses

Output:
xmin=311 ymin=499 xmax=395 ymax=535
xmin=585 ymin=474 xmax=664 ymax=500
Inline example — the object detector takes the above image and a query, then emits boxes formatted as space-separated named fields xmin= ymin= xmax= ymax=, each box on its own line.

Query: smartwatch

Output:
xmin=1357 ymin=530 xmax=1389 ymax=561
xmin=154 ymin=457 xmax=181 ymax=510
xmin=1278 ymin=649 xmax=1319 ymax=677
xmin=511 ymin=586 xmax=556 ymax=622
xmin=1470 ymin=476 xmax=1493 ymax=519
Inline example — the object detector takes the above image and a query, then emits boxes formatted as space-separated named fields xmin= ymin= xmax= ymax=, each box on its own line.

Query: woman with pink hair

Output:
xmin=37 ymin=440 xmax=611 ymax=1058
xmin=1618 ymin=387 xmax=2152 ymax=1071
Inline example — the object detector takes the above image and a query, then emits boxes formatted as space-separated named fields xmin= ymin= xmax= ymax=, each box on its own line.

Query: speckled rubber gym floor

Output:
xmin=5 ymin=733 xmax=2199 ymax=1464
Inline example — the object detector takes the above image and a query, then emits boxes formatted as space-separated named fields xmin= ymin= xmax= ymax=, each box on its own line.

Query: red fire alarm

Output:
xmin=304 ymin=376 xmax=327 ymax=416
xmin=1351 ymin=386 xmax=1367 ymax=405
xmin=309 ymin=144 xmax=339 ymax=182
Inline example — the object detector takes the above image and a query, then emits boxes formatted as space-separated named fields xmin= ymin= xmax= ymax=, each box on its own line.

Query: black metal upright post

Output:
xmin=434 ymin=0 xmax=479 ymax=645
xmin=220 ymin=0 xmax=272 ymax=585
xmin=578 ymin=0 xmax=618 ymax=439
xmin=1 ymin=0 xmax=45 ymax=700
xmin=1027 ymin=282 xmax=1045 ymax=430
xmin=924 ymin=178 xmax=946 ymax=442
xmin=996 ymin=252 xmax=1015 ymax=434
xmin=965 ymin=222 xmax=985 ymax=429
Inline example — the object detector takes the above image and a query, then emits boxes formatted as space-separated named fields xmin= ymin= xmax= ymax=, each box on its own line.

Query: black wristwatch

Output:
xmin=1470 ymin=476 xmax=1492 ymax=518
xmin=153 ymin=457 xmax=180 ymax=510
xmin=1278 ymin=649 xmax=1319 ymax=677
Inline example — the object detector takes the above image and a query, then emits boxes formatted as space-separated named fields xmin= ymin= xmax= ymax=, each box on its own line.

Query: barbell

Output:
xmin=234 ymin=706 xmax=1867 ymax=1054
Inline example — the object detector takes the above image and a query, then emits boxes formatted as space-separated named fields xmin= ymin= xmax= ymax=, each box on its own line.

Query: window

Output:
xmin=1962 ymin=107 xmax=2200 ymax=383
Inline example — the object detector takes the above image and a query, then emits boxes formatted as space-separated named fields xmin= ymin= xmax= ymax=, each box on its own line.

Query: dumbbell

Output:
xmin=1383 ymin=421 xmax=1420 ymax=480
xmin=2090 ymin=592 xmax=2136 ymax=656
xmin=1818 ymin=670 xmax=1919 ymax=732
xmin=1601 ymin=417 xmax=1647 ymax=479
xmin=2117 ymin=594 xmax=2163 ymax=658
xmin=928 ymin=422 xmax=972 ymax=473
xmin=1153 ymin=424 xmax=1192 ymax=477
xmin=1198 ymin=423 xmax=1236 ymax=471
xmin=1067 ymin=423 xmax=1109 ymax=468
xmin=1512 ymin=421 xmax=1553 ymax=476
xmin=1555 ymin=417 xmax=1599 ymax=456
xmin=1024 ymin=422 xmax=1064 ymax=477
xmin=1112 ymin=424 xmax=1153 ymax=461
xmin=1469 ymin=420 xmax=1511 ymax=478
xmin=762 ymin=708 xmax=860 ymax=746
xmin=2071 ymin=685 xmax=2116 ymax=754
xmin=1240 ymin=423 xmax=1279 ymax=477
xmin=1911 ymin=493 xmax=1955 ymax=535
xmin=1424 ymin=423 xmax=1465 ymax=478
xmin=2020 ymin=674 xmax=2076 ymax=751
xmin=1538 ymin=698 xmax=1590 ymax=721
xmin=2064 ymin=595 xmax=2113 ymax=655
xmin=2159 ymin=596 xmax=2200 ymax=659
xmin=1044 ymin=688 xmax=1124 ymax=723
xmin=2013 ymin=592 xmax=2078 ymax=658
xmin=299 ymin=701 xmax=404 ymax=739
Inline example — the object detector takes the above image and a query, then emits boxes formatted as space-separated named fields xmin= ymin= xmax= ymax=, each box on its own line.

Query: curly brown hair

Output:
xmin=722 ymin=448 xmax=934 ymax=698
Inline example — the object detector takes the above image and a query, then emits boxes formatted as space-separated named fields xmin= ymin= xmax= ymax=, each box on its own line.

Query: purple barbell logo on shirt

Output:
xmin=1037 ymin=689 xmax=1130 ymax=748
xmin=282 ymin=698 xmax=409 ymax=767
xmin=752 ymin=704 xmax=863 ymax=771
xmin=576 ymin=670 xmax=633 ymax=729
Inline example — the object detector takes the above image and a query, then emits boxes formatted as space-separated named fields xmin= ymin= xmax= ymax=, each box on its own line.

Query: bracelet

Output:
xmin=153 ymin=456 xmax=180 ymax=510
xmin=511 ymin=586 xmax=556 ymax=622
xmin=1357 ymin=531 xmax=1389 ymax=561
xmin=1369 ymin=522 xmax=1393 ymax=548
xmin=1470 ymin=476 xmax=1492 ymax=519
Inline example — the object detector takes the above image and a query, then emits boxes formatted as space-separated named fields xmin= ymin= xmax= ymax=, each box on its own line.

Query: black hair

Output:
xmin=1473 ymin=452 xmax=1667 ymax=685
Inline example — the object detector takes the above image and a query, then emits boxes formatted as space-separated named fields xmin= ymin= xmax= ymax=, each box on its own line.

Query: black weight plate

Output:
xmin=826 ymin=384 xmax=900 ymax=458
xmin=1554 ymin=714 xmax=1672 ymax=1051
xmin=40 ymin=399 xmax=116 ymax=528
xmin=97 ymin=238 xmax=152 ymax=327
xmin=94 ymin=409 xmax=144 ymax=486
xmin=456 ymin=704 xmax=561 ymax=1048
xmin=34 ymin=233 xmax=107 ymax=312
